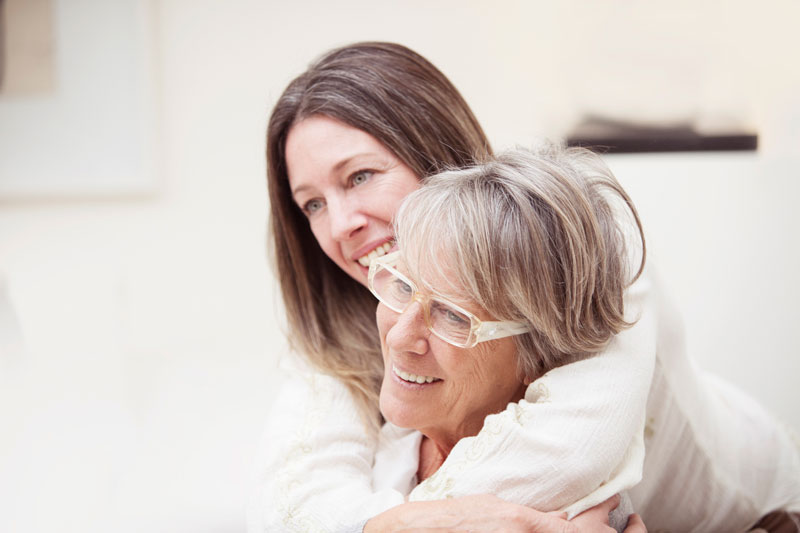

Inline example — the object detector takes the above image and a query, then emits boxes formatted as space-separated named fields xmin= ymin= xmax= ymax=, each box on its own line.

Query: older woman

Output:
xmin=248 ymin=42 xmax=800 ymax=532
xmin=364 ymin=146 xmax=650 ymax=533
xmin=367 ymin=146 xmax=800 ymax=532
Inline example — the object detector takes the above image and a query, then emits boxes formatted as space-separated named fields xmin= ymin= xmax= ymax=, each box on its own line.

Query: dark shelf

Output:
xmin=565 ymin=117 xmax=758 ymax=154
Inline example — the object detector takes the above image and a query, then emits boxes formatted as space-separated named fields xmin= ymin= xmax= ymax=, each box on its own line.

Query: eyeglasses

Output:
xmin=368 ymin=251 xmax=530 ymax=348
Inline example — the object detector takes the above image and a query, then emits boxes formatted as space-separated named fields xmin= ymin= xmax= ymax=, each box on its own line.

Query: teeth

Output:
xmin=393 ymin=365 xmax=437 ymax=384
xmin=358 ymin=241 xmax=393 ymax=267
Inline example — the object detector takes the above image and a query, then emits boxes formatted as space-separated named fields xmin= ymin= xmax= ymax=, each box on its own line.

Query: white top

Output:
xmin=247 ymin=264 xmax=800 ymax=533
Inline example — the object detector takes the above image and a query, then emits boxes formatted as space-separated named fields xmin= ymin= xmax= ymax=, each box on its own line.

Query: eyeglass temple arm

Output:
xmin=475 ymin=320 xmax=530 ymax=341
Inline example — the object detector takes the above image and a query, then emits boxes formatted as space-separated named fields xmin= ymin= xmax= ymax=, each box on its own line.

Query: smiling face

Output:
xmin=377 ymin=260 xmax=526 ymax=453
xmin=285 ymin=115 xmax=421 ymax=287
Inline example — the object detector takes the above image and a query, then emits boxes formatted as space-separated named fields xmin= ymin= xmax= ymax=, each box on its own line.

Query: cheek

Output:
xmin=308 ymin=219 xmax=329 ymax=248
xmin=487 ymin=341 xmax=520 ymax=381
xmin=376 ymin=305 xmax=397 ymax=347
xmin=308 ymin=219 xmax=345 ymax=266
xmin=467 ymin=342 xmax=521 ymax=397
xmin=376 ymin=173 xmax=420 ymax=218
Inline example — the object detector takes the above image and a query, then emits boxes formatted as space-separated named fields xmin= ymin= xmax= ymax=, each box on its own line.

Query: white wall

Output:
xmin=1 ymin=1 xmax=798 ymax=532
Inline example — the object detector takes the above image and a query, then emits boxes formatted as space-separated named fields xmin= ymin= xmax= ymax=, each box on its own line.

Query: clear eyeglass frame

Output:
xmin=368 ymin=251 xmax=530 ymax=348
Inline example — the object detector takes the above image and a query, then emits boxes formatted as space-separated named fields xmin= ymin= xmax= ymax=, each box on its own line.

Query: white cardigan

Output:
xmin=247 ymin=264 xmax=800 ymax=533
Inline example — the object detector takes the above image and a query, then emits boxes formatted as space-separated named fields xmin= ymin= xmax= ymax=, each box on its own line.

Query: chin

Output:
xmin=379 ymin=390 xmax=417 ymax=429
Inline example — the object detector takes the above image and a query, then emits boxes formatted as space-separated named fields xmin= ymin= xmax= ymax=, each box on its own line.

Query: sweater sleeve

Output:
xmin=408 ymin=266 xmax=658 ymax=518
xmin=246 ymin=358 xmax=404 ymax=533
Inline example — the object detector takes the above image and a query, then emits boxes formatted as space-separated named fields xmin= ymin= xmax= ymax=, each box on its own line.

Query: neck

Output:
xmin=414 ymin=382 xmax=528 ymax=481
xmin=418 ymin=417 xmax=482 ymax=457
xmin=417 ymin=435 xmax=450 ymax=482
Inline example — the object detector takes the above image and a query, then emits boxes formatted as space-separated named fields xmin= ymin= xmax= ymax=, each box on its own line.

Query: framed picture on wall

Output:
xmin=0 ymin=0 xmax=158 ymax=199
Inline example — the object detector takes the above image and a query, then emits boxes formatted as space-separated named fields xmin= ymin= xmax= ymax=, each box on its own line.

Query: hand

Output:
xmin=571 ymin=495 xmax=647 ymax=533
xmin=364 ymin=494 xmax=575 ymax=532
xmin=363 ymin=494 xmax=648 ymax=533
xmin=623 ymin=514 xmax=646 ymax=533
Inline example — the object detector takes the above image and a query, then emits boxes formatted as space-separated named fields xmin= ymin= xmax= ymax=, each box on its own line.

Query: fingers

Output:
xmin=596 ymin=494 xmax=622 ymax=513
xmin=572 ymin=494 xmax=620 ymax=524
xmin=520 ymin=510 xmax=577 ymax=533
xmin=623 ymin=513 xmax=647 ymax=533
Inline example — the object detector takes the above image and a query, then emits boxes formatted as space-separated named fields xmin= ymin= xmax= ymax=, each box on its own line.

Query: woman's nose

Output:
xmin=385 ymin=301 xmax=429 ymax=355
xmin=327 ymin=194 xmax=367 ymax=241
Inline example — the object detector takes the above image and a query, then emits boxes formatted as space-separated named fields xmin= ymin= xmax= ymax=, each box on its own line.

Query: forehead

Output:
xmin=285 ymin=116 xmax=389 ymax=181
xmin=398 ymin=250 xmax=481 ymax=313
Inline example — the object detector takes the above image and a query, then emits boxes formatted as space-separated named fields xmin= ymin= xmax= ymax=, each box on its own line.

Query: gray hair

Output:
xmin=395 ymin=145 xmax=646 ymax=379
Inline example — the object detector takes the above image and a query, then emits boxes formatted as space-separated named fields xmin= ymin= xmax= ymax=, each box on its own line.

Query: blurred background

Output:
xmin=0 ymin=1 xmax=798 ymax=531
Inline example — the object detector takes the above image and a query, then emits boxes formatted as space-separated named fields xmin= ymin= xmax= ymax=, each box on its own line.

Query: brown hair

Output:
xmin=396 ymin=145 xmax=646 ymax=380
xmin=266 ymin=42 xmax=491 ymax=428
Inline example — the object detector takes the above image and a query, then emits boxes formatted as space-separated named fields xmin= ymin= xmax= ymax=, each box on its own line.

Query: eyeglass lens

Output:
xmin=372 ymin=265 xmax=473 ymax=346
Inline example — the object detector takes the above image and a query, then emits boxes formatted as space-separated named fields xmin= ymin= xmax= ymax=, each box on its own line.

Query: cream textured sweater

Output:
xmin=247 ymin=265 xmax=800 ymax=533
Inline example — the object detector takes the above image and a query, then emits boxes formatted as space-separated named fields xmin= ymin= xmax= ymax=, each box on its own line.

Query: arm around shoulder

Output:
xmin=409 ymin=269 xmax=658 ymax=516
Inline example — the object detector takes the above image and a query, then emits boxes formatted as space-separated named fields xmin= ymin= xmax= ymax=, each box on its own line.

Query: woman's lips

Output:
xmin=392 ymin=364 xmax=441 ymax=384
xmin=356 ymin=240 xmax=394 ymax=267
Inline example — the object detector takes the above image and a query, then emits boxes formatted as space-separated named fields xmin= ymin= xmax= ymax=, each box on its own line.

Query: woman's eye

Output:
xmin=431 ymin=301 xmax=469 ymax=326
xmin=445 ymin=309 xmax=468 ymax=325
xmin=350 ymin=170 xmax=374 ymax=186
xmin=392 ymin=278 xmax=413 ymax=296
xmin=388 ymin=277 xmax=413 ymax=301
xmin=303 ymin=199 xmax=324 ymax=215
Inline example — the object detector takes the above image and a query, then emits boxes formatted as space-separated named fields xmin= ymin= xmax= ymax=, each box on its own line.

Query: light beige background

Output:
xmin=1 ymin=1 xmax=798 ymax=532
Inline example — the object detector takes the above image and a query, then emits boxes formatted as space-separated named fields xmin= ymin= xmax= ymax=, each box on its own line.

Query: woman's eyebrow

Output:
xmin=290 ymin=183 xmax=312 ymax=199
xmin=333 ymin=152 xmax=383 ymax=173
xmin=290 ymin=152 xmax=384 ymax=197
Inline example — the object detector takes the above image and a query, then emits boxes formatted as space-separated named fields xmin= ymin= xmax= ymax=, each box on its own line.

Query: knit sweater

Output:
xmin=247 ymin=264 xmax=800 ymax=533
